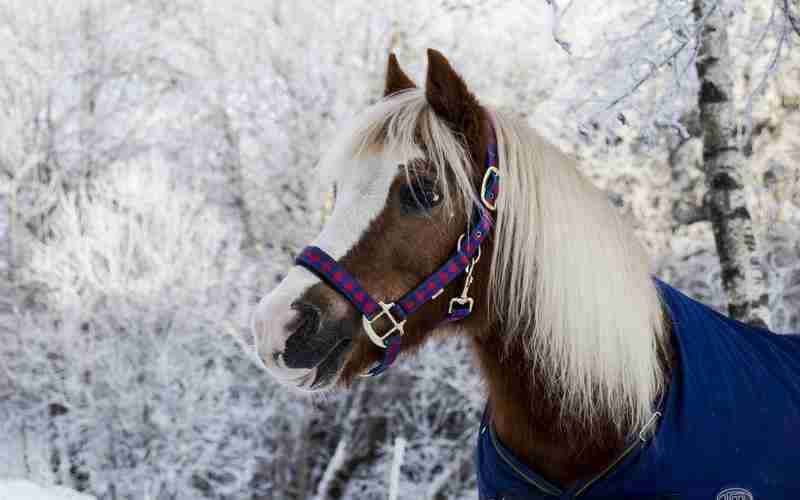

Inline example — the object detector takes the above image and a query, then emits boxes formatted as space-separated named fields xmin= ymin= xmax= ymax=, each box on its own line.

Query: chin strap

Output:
xmin=295 ymin=140 xmax=499 ymax=377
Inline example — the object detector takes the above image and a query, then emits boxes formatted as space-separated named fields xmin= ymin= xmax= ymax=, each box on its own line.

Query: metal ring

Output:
xmin=480 ymin=166 xmax=499 ymax=211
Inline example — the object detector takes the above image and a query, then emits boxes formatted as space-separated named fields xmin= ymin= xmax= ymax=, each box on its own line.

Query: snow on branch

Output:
xmin=566 ymin=0 xmax=793 ymax=147
xmin=743 ymin=0 xmax=795 ymax=148
xmin=388 ymin=436 xmax=406 ymax=500
xmin=567 ymin=0 xmax=702 ymax=144
xmin=544 ymin=0 xmax=574 ymax=54
xmin=312 ymin=439 xmax=348 ymax=500
xmin=783 ymin=0 xmax=800 ymax=37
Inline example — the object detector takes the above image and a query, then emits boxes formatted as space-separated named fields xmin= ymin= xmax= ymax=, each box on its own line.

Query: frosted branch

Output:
xmin=425 ymin=443 xmax=474 ymax=499
xmin=544 ymin=0 xmax=574 ymax=54
xmin=312 ymin=439 xmax=348 ymax=500
xmin=743 ymin=0 xmax=791 ymax=150
xmin=388 ymin=436 xmax=406 ymax=500
xmin=784 ymin=0 xmax=800 ymax=37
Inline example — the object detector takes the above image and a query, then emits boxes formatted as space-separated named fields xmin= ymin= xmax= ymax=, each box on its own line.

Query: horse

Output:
xmin=252 ymin=50 xmax=800 ymax=499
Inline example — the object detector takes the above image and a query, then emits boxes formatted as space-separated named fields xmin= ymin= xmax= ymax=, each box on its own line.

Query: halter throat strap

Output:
xmin=295 ymin=136 xmax=499 ymax=376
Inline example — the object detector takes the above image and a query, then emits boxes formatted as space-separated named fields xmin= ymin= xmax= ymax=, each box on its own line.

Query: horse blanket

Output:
xmin=476 ymin=279 xmax=800 ymax=499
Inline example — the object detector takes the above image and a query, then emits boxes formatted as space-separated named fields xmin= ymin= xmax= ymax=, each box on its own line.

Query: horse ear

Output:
xmin=384 ymin=53 xmax=416 ymax=97
xmin=425 ymin=48 xmax=475 ymax=126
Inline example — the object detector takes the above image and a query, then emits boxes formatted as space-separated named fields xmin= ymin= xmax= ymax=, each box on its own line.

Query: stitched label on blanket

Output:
xmin=716 ymin=488 xmax=753 ymax=500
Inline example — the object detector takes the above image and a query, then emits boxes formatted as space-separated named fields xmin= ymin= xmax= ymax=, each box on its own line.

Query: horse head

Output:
xmin=252 ymin=50 xmax=494 ymax=392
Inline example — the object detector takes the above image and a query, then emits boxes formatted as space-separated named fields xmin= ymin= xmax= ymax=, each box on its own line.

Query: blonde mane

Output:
xmin=490 ymin=111 xmax=666 ymax=432
xmin=319 ymin=90 xmax=667 ymax=434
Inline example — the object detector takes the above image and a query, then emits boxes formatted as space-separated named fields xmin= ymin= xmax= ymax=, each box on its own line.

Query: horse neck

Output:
xmin=468 ymin=321 xmax=628 ymax=487
xmin=468 ymin=311 xmax=674 ymax=489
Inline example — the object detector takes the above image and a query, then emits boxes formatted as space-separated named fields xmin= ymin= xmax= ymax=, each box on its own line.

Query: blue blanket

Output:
xmin=476 ymin=280 xmax=800 ymax=499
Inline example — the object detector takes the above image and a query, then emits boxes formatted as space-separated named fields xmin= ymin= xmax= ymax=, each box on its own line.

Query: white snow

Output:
xmin=0 ymin=480 xmax=94 ymax=500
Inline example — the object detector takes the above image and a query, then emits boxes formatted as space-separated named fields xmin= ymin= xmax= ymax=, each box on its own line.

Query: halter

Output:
xmin=295 ymin=136 xmax=499 ymax=376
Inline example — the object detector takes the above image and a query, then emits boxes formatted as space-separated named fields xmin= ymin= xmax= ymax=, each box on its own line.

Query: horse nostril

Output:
xmin=282 ymin=301 xmax=338 ymax=370
xmin=287 ymin=301 xmax=321 ymax=337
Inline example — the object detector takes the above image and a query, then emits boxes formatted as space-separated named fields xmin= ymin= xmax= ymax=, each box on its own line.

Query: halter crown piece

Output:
xmin=295 ymin=132 xmax=499 ymax=376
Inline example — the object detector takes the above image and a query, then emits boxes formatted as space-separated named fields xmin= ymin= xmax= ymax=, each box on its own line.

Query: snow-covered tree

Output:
xmin=558 ymin=0 xmax=800 ymax=327
xmin=692 ymin=0 xmax=770 ymax=326
xmin=1 ymin=1 xmax=799 ymax=499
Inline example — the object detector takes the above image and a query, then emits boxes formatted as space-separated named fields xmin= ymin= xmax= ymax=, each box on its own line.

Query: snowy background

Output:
xmin=1 ymin=1 xmax=799 ymax=499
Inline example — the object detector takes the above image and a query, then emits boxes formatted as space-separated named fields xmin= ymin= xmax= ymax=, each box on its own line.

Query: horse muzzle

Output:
xmin=252 ymin=287 xmax=350 ymax=392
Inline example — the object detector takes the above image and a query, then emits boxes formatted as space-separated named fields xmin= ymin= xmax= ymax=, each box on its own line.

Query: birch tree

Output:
xmin=564 ymin=0 xmax=794 ymax=327
xmin=693 ymin=0 xmax=770 ymax=326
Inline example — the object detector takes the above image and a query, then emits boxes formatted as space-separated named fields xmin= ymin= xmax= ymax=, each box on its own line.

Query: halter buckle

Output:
xmin=448 ymin=296 xmax=474 ymax=314
xmin=362 ymin=301 xmax=406 ymax=348
xmin=481 ymin=166 xmax=499 ymax=211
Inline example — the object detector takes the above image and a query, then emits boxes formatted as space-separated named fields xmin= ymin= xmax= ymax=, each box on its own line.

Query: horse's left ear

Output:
xmin=425 ymin=48 xmax=477 ymax=127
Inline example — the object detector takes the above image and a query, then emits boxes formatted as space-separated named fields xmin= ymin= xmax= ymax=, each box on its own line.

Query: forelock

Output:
xmin=317 ymin=89 xmax=478 ymax=218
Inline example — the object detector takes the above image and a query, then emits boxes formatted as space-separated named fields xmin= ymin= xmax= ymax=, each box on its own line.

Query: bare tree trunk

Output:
xmin=693 ymin=0 xmax=770 ymax=328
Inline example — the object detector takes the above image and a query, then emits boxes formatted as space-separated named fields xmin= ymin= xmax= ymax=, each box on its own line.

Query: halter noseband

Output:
xmin=295 ymin=135 xmax=499 ymax=376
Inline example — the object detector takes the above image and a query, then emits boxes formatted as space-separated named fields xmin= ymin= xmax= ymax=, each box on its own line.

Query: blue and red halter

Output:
xmin=296 ymin=137 xmax=499 ymax=376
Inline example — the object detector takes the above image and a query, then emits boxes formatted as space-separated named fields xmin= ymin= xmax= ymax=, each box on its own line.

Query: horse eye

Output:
xmin=399 ymin=176 xmax=442 ymax=213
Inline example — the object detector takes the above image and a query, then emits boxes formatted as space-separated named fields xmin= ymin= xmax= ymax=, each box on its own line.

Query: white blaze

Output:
xmin=251 ymin=153 xmax=400 ymax=388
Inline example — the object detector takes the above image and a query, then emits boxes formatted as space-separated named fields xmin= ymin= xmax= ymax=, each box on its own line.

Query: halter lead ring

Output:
xmin=295 ymin=138 xmax=499 ymax=376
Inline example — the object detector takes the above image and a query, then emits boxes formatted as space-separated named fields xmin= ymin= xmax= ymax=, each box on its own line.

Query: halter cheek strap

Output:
xmin=295 ymin=141 xmax=499 ymax=377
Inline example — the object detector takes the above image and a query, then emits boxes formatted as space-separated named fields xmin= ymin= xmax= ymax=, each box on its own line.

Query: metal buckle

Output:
xmin=362 ymin=301 xmax=406 ymax=348
xmin=448 ymin=296 xmax=474 ymax=314
xmin=480 ymin=166 xmax=499 ymax=211
xmin=448 ymin=233 xmax=481 ymax=316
